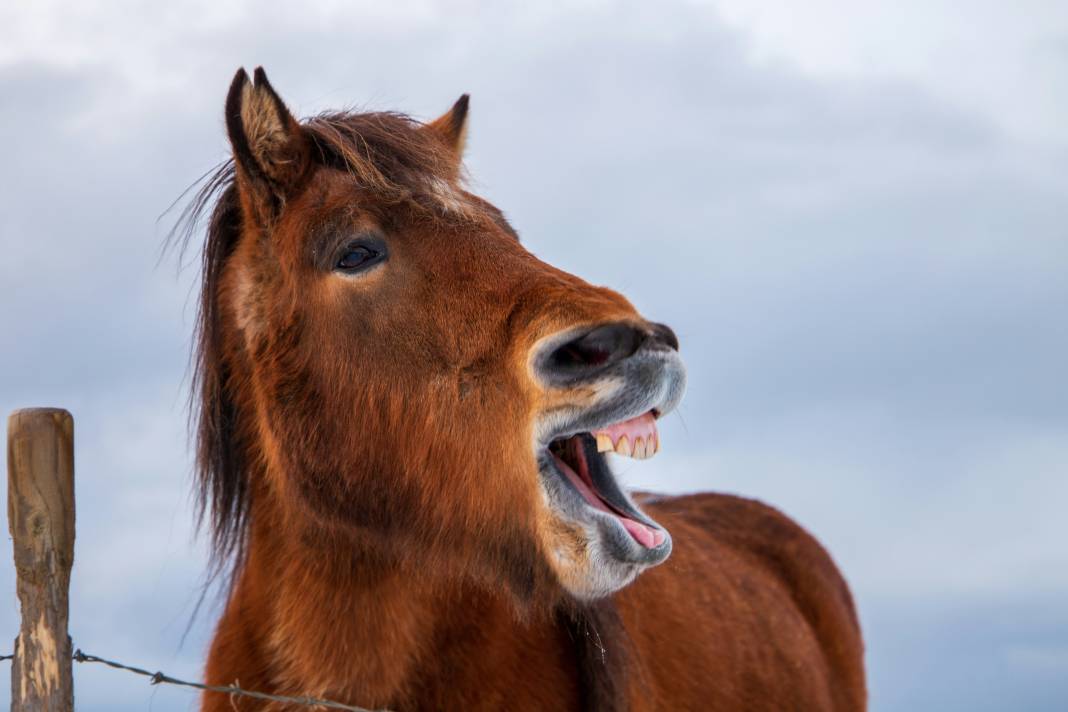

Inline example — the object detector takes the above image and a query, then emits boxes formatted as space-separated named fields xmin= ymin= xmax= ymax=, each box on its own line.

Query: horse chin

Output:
xmin=536 ymin=424 xmax=673 ymax=600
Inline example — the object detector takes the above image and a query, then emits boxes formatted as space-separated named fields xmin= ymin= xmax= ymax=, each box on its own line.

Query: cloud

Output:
xmin=709 ymin=0 xmax=1068 ymax=146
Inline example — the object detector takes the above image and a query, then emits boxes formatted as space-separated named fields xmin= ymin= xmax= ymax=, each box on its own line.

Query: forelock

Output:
xmin=304 ymin=111 xmax=476 ymax=216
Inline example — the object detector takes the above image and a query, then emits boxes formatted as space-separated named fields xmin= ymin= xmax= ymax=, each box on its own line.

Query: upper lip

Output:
xmin=536 ymin=392 xmax=672 ymax=449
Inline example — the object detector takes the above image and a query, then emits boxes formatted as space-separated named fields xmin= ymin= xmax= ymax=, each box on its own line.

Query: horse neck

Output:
xmin=215 ymin=457 xmax=594 ymax=709
xmin=230 ymin=486 xmax=445 ymax=701
xmin=228 ymin=466 xmax=563 ymax=710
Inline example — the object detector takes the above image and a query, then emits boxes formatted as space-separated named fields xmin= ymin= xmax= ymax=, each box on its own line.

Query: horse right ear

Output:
xmin=225 ymin=67 xmax=310 ymax=224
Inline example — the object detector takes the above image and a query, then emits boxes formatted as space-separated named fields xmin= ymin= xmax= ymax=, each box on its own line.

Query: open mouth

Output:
xmin=544 ymin=411 xmax=668 ymax=550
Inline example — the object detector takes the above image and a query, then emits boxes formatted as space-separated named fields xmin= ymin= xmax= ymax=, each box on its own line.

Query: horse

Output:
xmin=186 ymin=66 xmax=866 ymax=711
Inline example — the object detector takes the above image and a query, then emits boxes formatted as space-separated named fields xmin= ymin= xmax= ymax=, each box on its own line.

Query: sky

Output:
xmin=1 ymin=1 xmax=1066 ymax=709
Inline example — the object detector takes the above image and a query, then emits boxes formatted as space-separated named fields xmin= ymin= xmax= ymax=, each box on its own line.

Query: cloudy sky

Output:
xmin=2 ymin=1 xmax=1066 ymax=709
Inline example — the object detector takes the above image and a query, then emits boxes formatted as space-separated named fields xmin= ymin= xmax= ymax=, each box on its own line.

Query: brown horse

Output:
xmin=188 ymin=67 xmax=865 ymax=711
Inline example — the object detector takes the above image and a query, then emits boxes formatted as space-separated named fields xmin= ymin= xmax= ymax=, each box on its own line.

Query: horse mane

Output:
xmin=560 ymin=600 xmax=633 ymax=711
xmin=174 ymin=110 xmax=463 ymax=578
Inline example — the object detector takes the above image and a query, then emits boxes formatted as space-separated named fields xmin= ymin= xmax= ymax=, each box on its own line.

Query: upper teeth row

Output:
xmin=595 ymin=433 xmax=659 ymax=460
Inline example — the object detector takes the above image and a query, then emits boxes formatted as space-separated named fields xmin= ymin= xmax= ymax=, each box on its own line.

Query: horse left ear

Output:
xmin=225 ymin=67 xmax=310 ymax=223
xmin=425 ymin=94 xmax=470 ymax=162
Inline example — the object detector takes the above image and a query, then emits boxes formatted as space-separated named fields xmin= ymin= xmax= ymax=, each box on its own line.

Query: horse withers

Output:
xmin=189 ymin=67 xmax=866 ymax=711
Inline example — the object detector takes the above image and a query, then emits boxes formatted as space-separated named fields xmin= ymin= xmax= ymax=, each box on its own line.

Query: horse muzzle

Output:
xmin=530 ymin=320 xmax=687 ymax=597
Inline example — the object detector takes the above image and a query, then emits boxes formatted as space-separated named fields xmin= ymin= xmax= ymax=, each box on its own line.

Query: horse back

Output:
xmin=616 ymin=492 xmax=866 ymax=711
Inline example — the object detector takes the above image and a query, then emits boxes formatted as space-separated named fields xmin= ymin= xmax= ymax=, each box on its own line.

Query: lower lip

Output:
xmin=550 ymin=453 xmax=666 ymax=549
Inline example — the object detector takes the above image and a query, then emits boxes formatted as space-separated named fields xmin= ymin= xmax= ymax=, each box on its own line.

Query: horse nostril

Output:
xmin=650 ymin=322 xmax=680 ymax=352
xmin=549 ymin=323 xmax=645 ymax=373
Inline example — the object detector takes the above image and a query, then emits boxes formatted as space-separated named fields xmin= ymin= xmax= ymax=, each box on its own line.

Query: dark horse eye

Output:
xmin=335 ymin=243 xmax=384 ymax=273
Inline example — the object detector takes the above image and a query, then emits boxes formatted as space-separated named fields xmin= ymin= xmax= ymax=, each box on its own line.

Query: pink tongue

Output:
xmin=619 ymin=517 xmax=666 ymax=548
xmin=551 ymin=453 xmax=666 ymax=549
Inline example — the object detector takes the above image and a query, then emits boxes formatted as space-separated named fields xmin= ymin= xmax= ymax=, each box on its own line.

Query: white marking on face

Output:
xmin=584 ymin=376 xmax=625 ymax=403
xmin=531 ymin=377 xmax=625 ymax=447
xmin=426 ymin=177 xmax=470 ymax=214
xmin=232 ymin=267 xmax=263 ymax=338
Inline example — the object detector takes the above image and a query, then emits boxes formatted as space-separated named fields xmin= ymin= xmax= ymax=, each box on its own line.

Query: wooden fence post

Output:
xmin=7 ymin=408 xmax=75 ymax=712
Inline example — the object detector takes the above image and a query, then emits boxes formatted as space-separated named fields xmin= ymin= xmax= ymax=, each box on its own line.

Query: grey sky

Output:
xmin=2 ymin=2 xmax=1067 ymax=710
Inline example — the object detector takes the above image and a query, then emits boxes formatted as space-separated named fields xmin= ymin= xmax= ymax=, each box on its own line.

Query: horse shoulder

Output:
xmin=615 ymin=492 xmax=866 ymax=712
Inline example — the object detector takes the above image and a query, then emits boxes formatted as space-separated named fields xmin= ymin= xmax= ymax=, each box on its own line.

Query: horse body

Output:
xmin=619 ymin=494 xmax=865 ymax=711
xmin=204 ymin=492 xmax=862 ymax=711
xmin=192 ymin=67 xmax=865 ymax=711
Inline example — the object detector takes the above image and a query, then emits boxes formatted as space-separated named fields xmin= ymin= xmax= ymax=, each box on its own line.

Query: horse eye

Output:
xmin=336 ymin=245 xmax=380 ymax=272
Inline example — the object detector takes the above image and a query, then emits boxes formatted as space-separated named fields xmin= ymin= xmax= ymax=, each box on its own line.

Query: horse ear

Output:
xmin=425 ymin=94 xmax=470 ymax=161
xmin=225 ymin=67 xmax=310 ymax=221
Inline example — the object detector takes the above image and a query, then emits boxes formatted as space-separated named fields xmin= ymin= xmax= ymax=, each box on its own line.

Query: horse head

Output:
xmin=196 ymin=67 xmax=686 ymax=604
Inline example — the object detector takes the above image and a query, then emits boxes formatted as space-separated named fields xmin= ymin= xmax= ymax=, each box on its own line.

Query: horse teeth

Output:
xmin=596 ymin=434 xmax=613 ymax=452
xmin=594 ymin=423 xmax=661 ymax=459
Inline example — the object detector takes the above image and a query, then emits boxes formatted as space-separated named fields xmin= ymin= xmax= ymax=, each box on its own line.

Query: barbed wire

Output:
xmin=0 ymin=649 xmax=387 ymax=711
